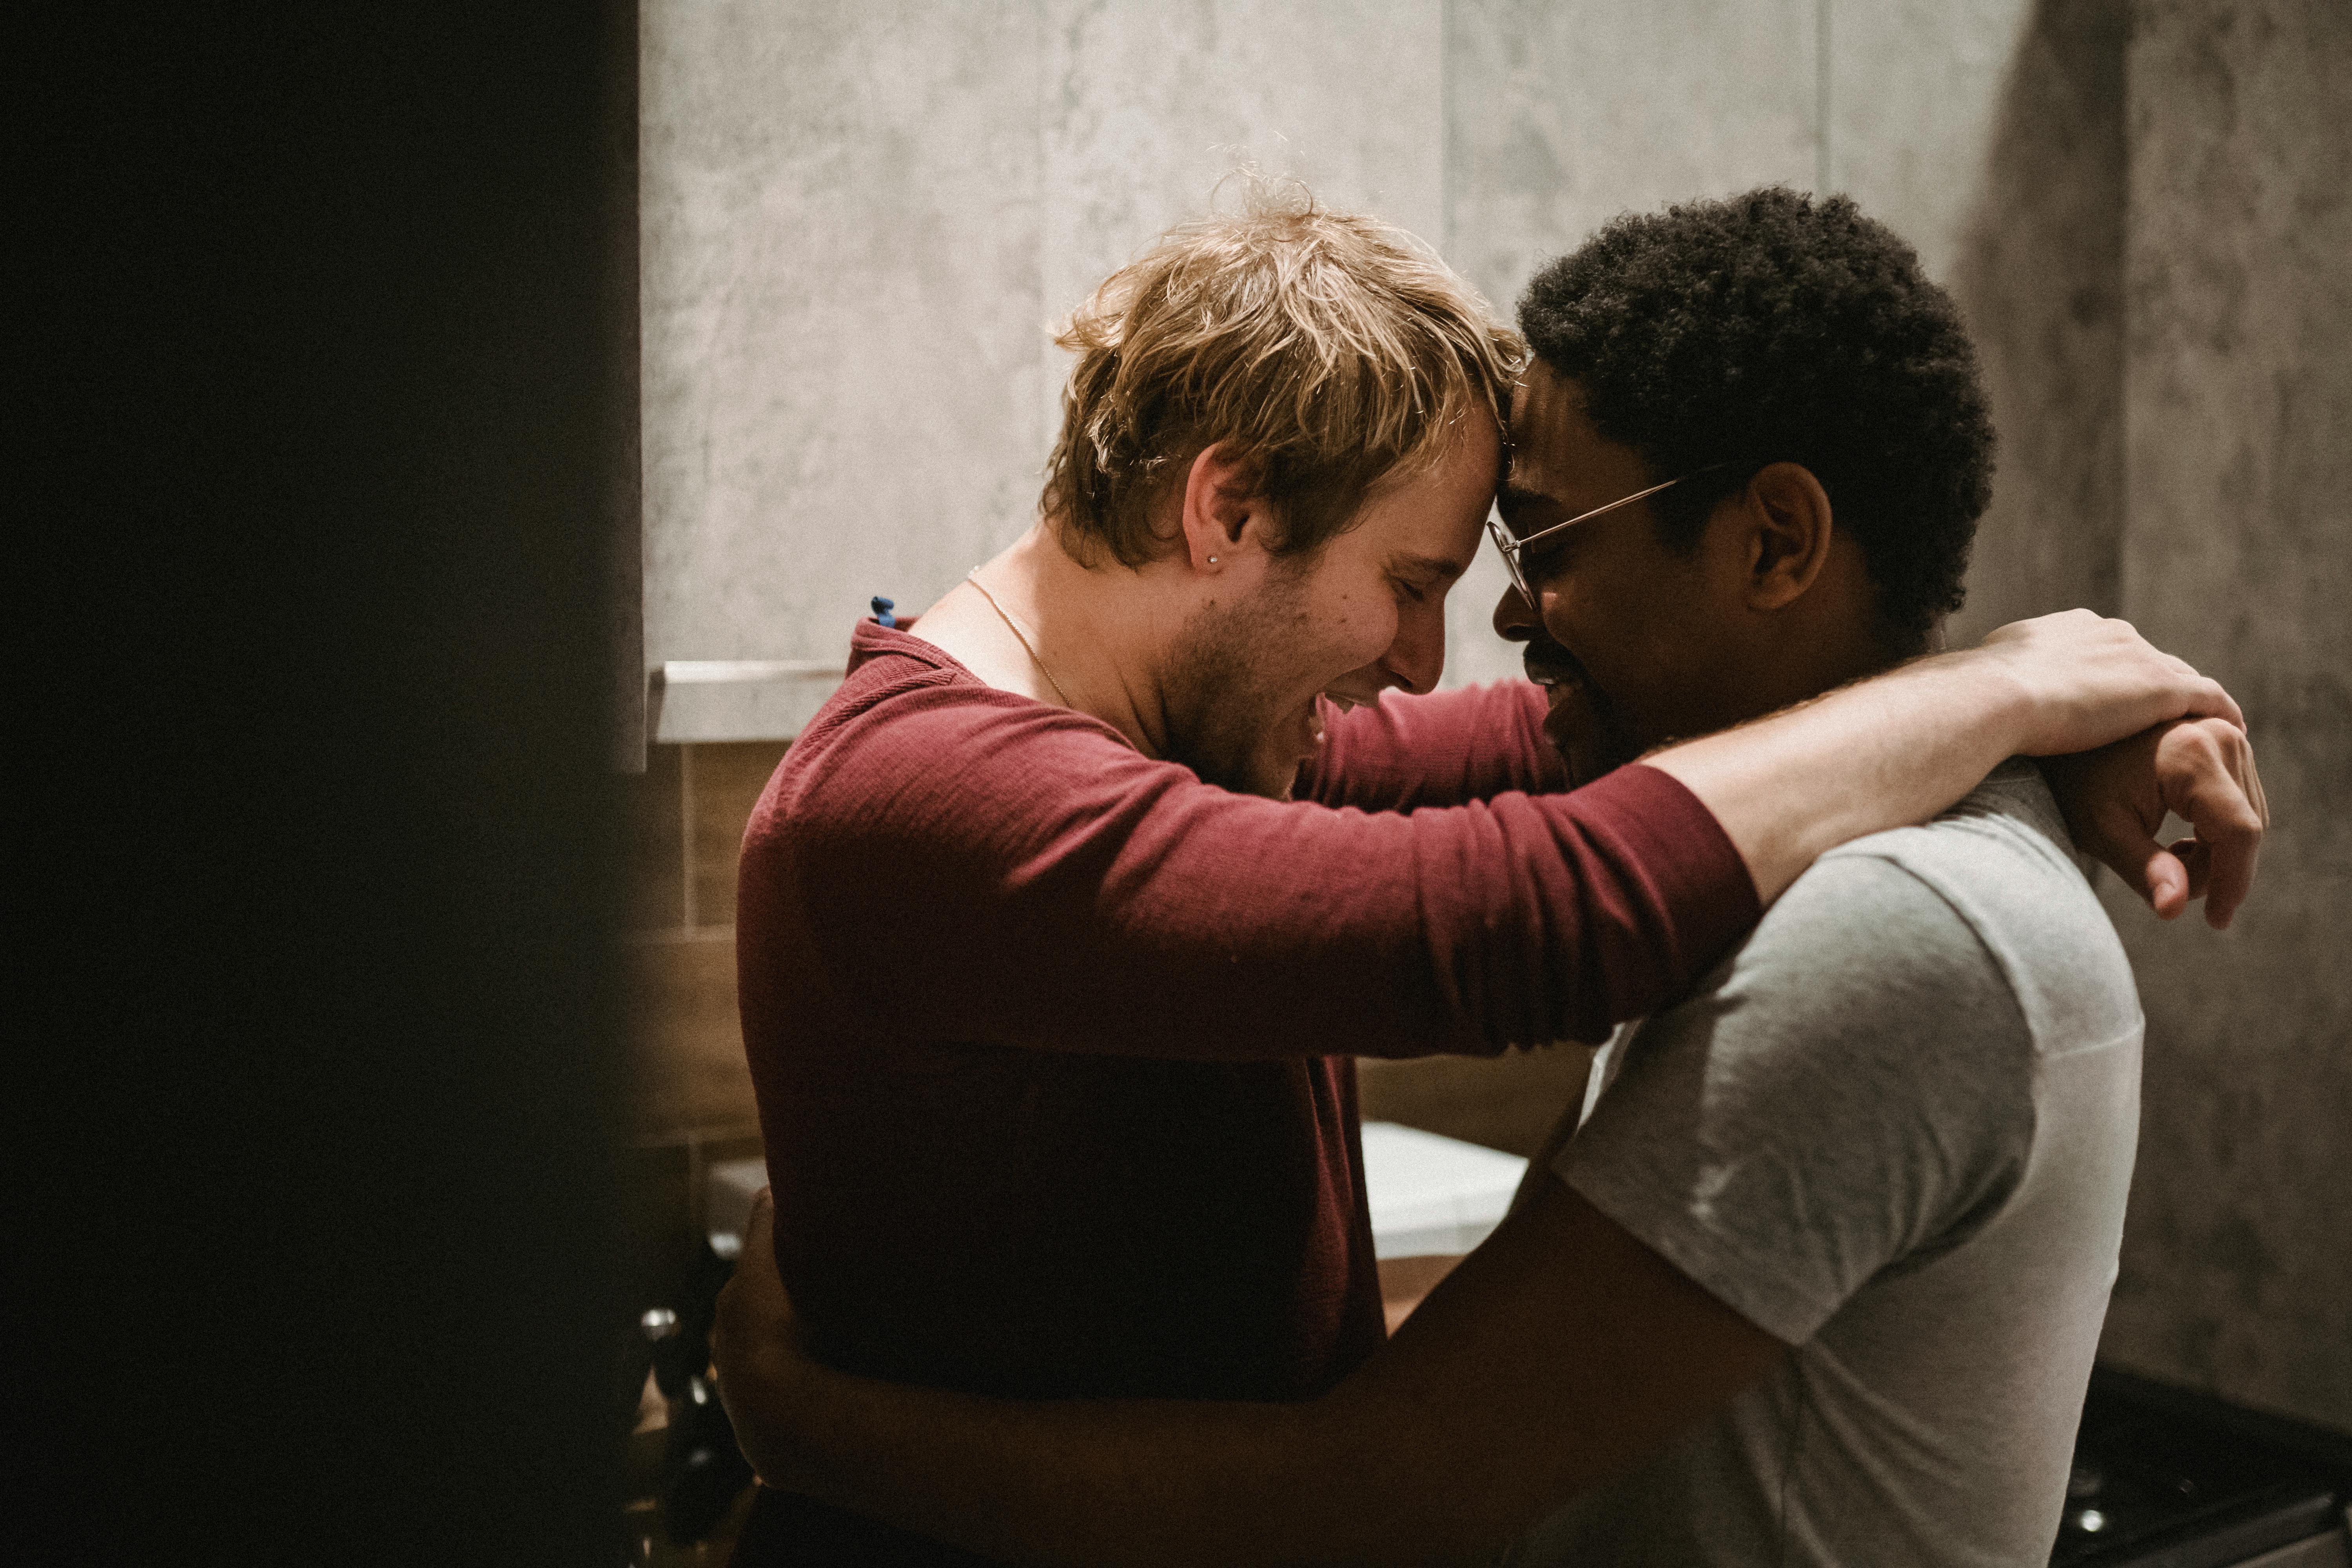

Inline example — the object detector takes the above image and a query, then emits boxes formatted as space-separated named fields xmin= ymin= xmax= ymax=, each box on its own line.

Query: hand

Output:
xmin=2042 ymin=718 xmax=2269 ymax=928
xmin=1972 ymin=610 xmax=2243 ymax=756
xmin=711 ymin=1187 xmax=809 ymax=1488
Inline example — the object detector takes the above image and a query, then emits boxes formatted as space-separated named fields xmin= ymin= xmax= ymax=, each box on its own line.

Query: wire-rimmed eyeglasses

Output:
xmin=1485 ymin=463 xmax=1739 ymax=606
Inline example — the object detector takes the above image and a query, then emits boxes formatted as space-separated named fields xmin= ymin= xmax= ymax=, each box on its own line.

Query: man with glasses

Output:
xmin=722 ymin=187 xmax=2263 ymax=1565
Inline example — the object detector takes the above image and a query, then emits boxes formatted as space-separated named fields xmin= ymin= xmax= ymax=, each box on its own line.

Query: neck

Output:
xmin=963 ymin=522 xmax=1186 ymax=759
xmin=1722 ymin=550 xmax=1904 ymax=726
xmin=1737 ymin=639 xmax=1896 ymax=728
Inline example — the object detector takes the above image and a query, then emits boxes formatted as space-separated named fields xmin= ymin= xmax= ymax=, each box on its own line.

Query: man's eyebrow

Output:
xmin=1394 ymin=550 xmax=1473 ymax=582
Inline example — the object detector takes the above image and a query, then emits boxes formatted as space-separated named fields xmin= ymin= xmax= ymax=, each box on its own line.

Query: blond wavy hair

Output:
xmin=1042 ymin=184 xmax=1524 ymax=567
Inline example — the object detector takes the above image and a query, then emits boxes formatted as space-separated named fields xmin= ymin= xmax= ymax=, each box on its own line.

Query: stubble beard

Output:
xmin=1160 ymin=570 xmax=1314 ymax=800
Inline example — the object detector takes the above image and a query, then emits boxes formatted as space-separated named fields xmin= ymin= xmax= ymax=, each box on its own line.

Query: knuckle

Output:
xmin=2214 ymin=812 xmax=2262 ymax=845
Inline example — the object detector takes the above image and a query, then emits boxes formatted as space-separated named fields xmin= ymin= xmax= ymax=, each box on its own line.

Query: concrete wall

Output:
xmin=640 ymin=1 xmax=1045 ymax=671
xmin=637 ymin=1 xmax=2352 ymax=1428
xmin=2095 ymin=0 xmax=2352 ymax=1433
xmin=642 ymin=0 xmax=2057 ymax=687
xmin=641 ymin=0 xmax=1445 ymax=673
xmin=1936 ymin=0 xmax=2132 ymax=641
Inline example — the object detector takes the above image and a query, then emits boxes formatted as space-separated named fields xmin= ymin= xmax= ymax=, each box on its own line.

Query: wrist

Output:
xmin=1925 ymin=644 xmax=2034 ymax=758
xmin=720 ymin=1344 xmax=822 ymax=1491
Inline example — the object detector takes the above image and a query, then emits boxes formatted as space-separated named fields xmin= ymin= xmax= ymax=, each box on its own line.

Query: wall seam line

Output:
xmin=1817 ymin=0 xmax=1833 ymax=194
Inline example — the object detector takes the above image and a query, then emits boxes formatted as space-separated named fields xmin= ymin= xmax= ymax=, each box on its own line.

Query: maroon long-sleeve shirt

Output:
xmin=729 ymin=621 xmax=1759 ymax=1564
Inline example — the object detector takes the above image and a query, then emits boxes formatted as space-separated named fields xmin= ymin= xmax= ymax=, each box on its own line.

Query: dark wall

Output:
xmin=1945 ymin=0 xmax=2130 ymax=644
xmin=19 ymin=4 xmax=635 ymax=1560
xmin=2099 ymin=0 xmax=2352 ymax=1435
xmin=1942 ymin=0 xmax=2352 ymax=1432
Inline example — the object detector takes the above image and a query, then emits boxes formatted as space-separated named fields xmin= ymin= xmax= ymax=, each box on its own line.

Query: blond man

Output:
xmin=727 ymin=193 xmax=2250 ymax=1566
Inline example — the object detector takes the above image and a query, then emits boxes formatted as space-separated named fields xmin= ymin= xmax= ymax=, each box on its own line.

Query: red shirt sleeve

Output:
xmin=1296 ymin=681 xmax=1567 ymax=811
xmin=750 ymin=644 xmax=1760 ymax=1063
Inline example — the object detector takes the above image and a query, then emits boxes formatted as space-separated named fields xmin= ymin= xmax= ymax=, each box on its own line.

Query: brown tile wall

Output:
xmin=621 ymin=739 xmax=787 ymax=1296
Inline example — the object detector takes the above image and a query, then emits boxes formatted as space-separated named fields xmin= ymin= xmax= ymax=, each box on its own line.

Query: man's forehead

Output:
xmin=1506 ymin=365 xmax=1649 ymax=506
xmin=1505 ymin=373 xmax=1574 ymax=498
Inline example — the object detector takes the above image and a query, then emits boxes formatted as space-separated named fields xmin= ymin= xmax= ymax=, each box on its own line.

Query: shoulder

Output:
xmin=751 ymin=653 xmax=1162 ymax=861
xmin=1702 ymin=849 xmax=2028 ymax=1062
xmin=1803 ymin=762 xmax=2141 ymax=1054
xmin=1567 ymin=820 xmax=2046 ymax=1343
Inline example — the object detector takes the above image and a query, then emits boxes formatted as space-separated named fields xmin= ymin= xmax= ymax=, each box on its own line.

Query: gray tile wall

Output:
xmin=641 ymin=0 xmax=2043 ymax=683
xmin=641 ymin=0 xmax=1448 ymax=669
xmin=640 ymin=1 xmax=1046 ymax=667
xmin=1439 ymin=0 xmax=1828 ymax=683
xmin=1936 ymin=0 xmax=2132 ymax=641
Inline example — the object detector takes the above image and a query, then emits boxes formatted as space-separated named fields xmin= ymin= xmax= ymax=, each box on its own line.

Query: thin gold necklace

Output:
xmin=965 ymin=571 xmax=1075 ymax=708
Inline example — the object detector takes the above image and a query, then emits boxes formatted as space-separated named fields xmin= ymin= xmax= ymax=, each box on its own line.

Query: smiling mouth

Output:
xmin=1523 ymin=644 xmax=1588 ymax=697
xmin=1526 ymin=648 xmax=1646 ymax=787
xmin=1300 ymin=689 xmax=1380 ymax=759
xmin=1294 ymin=695 xmax=1327 ymax=758
xmin=1320 ymin=688 xmax=1376 ymax=713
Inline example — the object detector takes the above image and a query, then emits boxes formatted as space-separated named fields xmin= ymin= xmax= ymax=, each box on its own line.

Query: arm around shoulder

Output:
xmin=1297 ymin=681 xmax=1563 ymax=811
xmin=791 ymin=691 xmax=1759 ymax=1060
xmin=1648 ymin=610 xmax=2248 ymax=906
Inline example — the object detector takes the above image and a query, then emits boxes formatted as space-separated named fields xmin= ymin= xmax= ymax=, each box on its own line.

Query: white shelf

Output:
xmin=648 ymin=660 xmax=843 ymax=743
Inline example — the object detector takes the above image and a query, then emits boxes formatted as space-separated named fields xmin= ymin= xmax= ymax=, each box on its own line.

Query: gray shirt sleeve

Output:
xmin=1555 ymin=851 xmax=2038 ymax=1345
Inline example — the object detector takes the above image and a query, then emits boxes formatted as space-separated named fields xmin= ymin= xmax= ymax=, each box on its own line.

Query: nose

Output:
xmin=1388 ymin=595 xmax=1448 ymax=695
xmin=1492 ymin=580 xmax=1541 ymax=645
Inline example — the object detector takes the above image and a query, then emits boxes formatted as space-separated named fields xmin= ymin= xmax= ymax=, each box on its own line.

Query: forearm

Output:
xmin=715 ymin=1184 xmax=1786 ymax=1568
xmin=1646 ymin=652 xmax=2025 ymax=904
xmin=1647 ymin=610 xmax=2245 ymax=906
xmin=752 ymin=1361 xmax=1410 ymax=1568
xmin=1300 ymin=682 xmax=1563 ymax=810
xmin=821 ymin=756 xmax=1755 ymax=1059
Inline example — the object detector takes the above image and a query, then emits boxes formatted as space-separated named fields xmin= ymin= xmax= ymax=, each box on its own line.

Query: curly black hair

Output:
xmin=1517 ymin=187 xmax=1994 ymax=652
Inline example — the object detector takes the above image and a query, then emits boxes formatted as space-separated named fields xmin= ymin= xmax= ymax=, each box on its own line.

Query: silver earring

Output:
xmin=1207 ymin=555 xmax=1219 ymax=564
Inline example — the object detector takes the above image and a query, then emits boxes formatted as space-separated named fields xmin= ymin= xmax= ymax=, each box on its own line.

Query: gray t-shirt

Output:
xmin=1505 ymin=762 xmax=2143 ymax=1568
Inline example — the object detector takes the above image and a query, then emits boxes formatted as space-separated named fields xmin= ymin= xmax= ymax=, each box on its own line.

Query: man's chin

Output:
xmin=1185 ymin=736 xmax=1308 ymax=800
xmin=1542 ymin=686 xmax=1637 ymax=788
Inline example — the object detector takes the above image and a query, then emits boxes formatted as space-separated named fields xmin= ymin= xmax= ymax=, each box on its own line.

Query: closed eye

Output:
xmin=1497 ymin=486 xmax=1564 ymax=540
xmin=1519 ymin=533 xmax=1574 ymax=584
xmin=1388 ymin=552 xmax=1470 ymax=606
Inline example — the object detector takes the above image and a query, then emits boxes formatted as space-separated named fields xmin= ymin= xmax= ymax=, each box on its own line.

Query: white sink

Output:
xmin=1361 ymin=1121 xmax=1529 ymax=1259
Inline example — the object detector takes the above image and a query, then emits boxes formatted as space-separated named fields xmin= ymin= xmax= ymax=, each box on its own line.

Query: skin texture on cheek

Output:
xmin=1162 ymin=560 xmax=1362 ymax=799
xmin=1546 ymin=516 xmax=1741 ymax=764
xmin=1160 ymin=425 xmax=1486 ymax=797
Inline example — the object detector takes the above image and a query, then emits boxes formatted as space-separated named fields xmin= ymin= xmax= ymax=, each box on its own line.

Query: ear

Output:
xmin=1737 ymin=462 xmax=1835 ymax=611
xmin=1176 ymin=443 xmax=1274 ymax=572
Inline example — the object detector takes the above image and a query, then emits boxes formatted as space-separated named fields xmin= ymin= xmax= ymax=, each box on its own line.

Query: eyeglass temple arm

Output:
xmin=1502 ymin=474 xmax=1691 ymax=555
xmin=1499 ymin=463 xmax=1745 ymax=555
